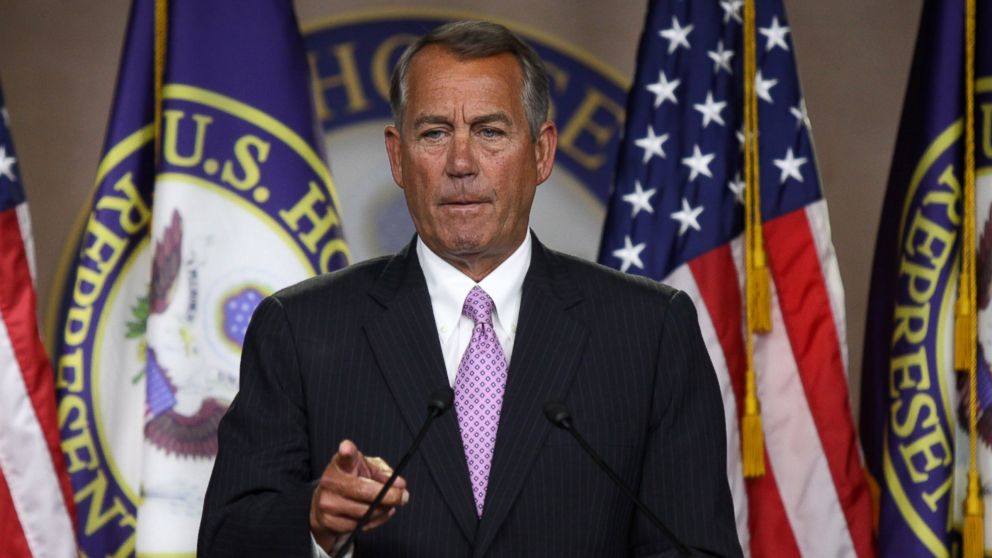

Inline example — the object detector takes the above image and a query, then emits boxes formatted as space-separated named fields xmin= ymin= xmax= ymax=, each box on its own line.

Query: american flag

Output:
xmin=597 ymin=1 xmax=874 ymax=556
xmin=0 ymin=83 xmax=77 ymax=556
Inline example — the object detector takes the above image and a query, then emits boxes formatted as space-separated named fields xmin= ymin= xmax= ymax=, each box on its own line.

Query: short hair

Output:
xmin=389 ymin=20 xmax=551 ymax=140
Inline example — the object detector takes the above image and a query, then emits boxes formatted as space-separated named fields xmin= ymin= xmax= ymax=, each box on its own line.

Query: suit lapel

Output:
xmin=362 ymin=241 xmax=479 ymax=543
xmin=473 ymin=240 xmax=588 ymax=557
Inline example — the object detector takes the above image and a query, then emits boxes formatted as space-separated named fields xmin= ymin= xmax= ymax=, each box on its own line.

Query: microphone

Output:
xmin=543 ymin=402 xmax=692 ymax=557
xmin=334 ymin=387 xmax=454 ymax=558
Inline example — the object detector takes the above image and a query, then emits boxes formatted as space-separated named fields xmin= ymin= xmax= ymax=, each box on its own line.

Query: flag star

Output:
xmin=622 ymin=181 xmax=657 ymax=217
xmin=759 ymin=16 xmax=791 ymax=51
xmin=755 ymin=71 xmax=778 ymax=103
xmin=720 ymin=0 xmax=743 ymax=24
xmin=707 ymin=41 xmax=735 ymax=74
xmin=0 ymin=107 xmax=8 ymax=126
xmin=790 ymin=98 xmax=811 ymax=129
xmin=728 ymin=173 xmax=745 ymax=203
xmin=0 ymin=146 xmax=17 ymax=181
xmin=681 ymin=144 xmax=715 ymax=181
xmin=693 ymin=92 xmax=727 ymax=128
xmin=671 ymin=198 xmax=704 ymax=235
xmin=659 ymin=16 xmax=693 ymax=54
xmin=736 ymin=127 xmax=746 ymax=149
xmin=773 ymin=148 xmax=807 ymax=183
xmin=613 ymin=235 xmax=646 ymax=272
xmin=646 ymin=71 xmax=680 ymax=107
xmin=635 ymin=126 xmax=669 ymax=163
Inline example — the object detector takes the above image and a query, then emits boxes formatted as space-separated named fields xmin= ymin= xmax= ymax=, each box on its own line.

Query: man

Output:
xmin=199 ymin=20 xmax=741 ymax=557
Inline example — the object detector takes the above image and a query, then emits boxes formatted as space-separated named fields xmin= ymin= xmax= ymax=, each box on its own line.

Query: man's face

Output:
xmin=385 ymin=45 xmax=556 ymax=279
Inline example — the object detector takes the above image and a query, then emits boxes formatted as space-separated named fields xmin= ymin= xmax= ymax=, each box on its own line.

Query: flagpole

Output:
xmin=154 ymin=0 xmax=167 ymax=166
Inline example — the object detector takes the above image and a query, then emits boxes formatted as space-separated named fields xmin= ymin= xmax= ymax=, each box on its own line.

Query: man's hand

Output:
xmin=309 ymin=440 xmax=410 ymax=552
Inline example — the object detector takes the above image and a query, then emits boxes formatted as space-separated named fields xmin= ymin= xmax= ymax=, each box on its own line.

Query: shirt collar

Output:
xmin=418 ymin=231 xmax=532 ymax=343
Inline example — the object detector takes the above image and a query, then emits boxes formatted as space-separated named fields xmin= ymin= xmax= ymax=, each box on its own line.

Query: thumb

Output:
xmin=333 ymin=439 xmax=363 ymax=476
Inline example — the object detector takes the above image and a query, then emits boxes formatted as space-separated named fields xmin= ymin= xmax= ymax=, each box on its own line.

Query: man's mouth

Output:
xmin=440 ymin=198 xmax=491 ymax=207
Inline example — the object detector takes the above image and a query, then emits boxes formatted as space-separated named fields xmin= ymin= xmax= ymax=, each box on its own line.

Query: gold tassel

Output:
xmin=741 ymin=367 xmax=765 ymax=478
xmin=963 ymin=469 xmax=984 ymax=558
xmin=866 ymin=472 xmax=881 ymax=534
xmin=751 ymin=249 xmax=772 ymax=333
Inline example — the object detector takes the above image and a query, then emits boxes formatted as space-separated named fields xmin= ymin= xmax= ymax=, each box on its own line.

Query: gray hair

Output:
xmin=389 ymin=20 xmax=551 ymax=140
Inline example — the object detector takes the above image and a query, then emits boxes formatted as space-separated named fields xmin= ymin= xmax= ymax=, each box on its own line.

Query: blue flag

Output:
xmin=862 ymin=0 xmax=992 ymax=556
xmin=598 ymin=1 xmax=873 ymax=555
xmin=52 ymin=1 xmax=348 ymax=555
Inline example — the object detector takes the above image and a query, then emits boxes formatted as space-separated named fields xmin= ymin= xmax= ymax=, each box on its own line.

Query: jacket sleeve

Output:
xmin=633 ymin=290 xmax=743 ymax=557
xmin=198 ymin=296 xmax=316 ymax=557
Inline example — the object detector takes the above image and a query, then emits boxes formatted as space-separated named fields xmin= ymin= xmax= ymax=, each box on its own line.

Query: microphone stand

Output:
xmin=333 ymin=388 xmax=453 ymax=558
xmin=544 ymin=402 xmax=691 ymax=557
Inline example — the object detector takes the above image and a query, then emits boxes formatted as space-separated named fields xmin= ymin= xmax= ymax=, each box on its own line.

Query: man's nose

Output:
xmin=445 ymin=132 xmax=477 ymax=177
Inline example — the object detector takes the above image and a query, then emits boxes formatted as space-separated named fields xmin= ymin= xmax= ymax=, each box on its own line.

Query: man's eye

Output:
xmin=479 ymin=127 xmax=503 ymax=139
xmin=421 ymin=130 xmax=446 ymax=141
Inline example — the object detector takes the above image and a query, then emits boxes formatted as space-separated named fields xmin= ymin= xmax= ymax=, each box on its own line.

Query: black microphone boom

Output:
xmin=334 ymin=387 xmax=454 ymax=558
xmin=543 ymin=401 xmax=692 ymax=557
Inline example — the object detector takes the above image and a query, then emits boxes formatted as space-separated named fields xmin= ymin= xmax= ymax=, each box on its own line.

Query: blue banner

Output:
xmin=52 ymin=1 xmax=347 ymax=555
xmin=862 ymin=0 xmax=992 ymax=556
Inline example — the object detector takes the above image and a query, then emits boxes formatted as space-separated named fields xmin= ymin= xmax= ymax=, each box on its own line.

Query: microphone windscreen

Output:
xmin=428 ymin=387 xmax=454 ymax=414
xmin=543 ymin=401 xmax=571 ymax=428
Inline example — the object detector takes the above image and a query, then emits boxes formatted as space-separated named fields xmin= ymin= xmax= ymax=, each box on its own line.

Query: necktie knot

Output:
xmin=462 ymin=286 xmax=495 ymax=325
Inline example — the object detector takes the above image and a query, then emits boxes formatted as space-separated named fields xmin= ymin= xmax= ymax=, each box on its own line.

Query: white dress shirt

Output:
xmin=312 ymin=233 xmax=532 ymax=557
xmin=418 ymin=231 xmax=531 ymax=384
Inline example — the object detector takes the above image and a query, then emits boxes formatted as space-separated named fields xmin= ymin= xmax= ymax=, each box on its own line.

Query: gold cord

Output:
xmin=741 ymin=0 xmax=766 ymax=478
xmin=961 ymin=0 xmax=984 ymax=555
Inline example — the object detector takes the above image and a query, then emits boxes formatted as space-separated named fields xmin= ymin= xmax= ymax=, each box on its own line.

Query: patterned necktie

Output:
xmin=454 ymin=286 xmax=508 ymax=517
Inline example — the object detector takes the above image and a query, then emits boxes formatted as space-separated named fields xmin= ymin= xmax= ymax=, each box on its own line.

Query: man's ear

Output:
xmin=384 ymin=125 xmax=404 ymax=188
xmin=534 ymin=121 xmax=558 ymax=186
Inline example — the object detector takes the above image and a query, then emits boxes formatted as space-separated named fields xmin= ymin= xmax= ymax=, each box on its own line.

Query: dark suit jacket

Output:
xmin=198 ymin=237 xmax=742 ymax=557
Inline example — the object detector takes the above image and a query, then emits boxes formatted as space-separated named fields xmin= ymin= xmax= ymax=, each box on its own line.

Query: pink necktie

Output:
xmin=454 ymin=286 xmax=508 ymax=517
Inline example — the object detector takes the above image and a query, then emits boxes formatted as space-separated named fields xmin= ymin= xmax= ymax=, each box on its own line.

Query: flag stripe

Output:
xmin=0 ymin=472 xmax=31 ymax=557
xmin=766 ymin=209 xmax=873 ymax=558
xmin=804 ymin=203 xmax=849 ymax=368
xmin=1 ymin=207 xmax=76 ymax=519
xmin=686 ymin=244 xmax=803 ymax=557
xmin=688 ymin=246 xmax=746 ymax=406
xmin=745 ymin=456 xmax=803 ymax=558
xmin=665 ymin=262 xmax=751 ymax=552
xmin=754 ymin=281 xmax=853 ymax=558
xmin=8 ymin=206 xmax=76 ymax=524
xmin=14 ymin=205 xmax=37 ymax=284
xmin=0 ymin=208 xmax=77 ymax=557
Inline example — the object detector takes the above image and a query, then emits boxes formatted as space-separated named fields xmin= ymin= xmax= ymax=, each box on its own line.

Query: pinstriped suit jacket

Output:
xmin=198 ymin=236 xmax=742 ymax=557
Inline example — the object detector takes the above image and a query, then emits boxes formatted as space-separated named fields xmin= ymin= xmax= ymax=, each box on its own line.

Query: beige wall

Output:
xmin=0 ymin=0 xmax=922 ymax=412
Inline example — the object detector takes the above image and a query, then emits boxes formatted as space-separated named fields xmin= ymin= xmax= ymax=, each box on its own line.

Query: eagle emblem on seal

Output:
xmin=129 ymin=209 xmax=261 ymax=458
